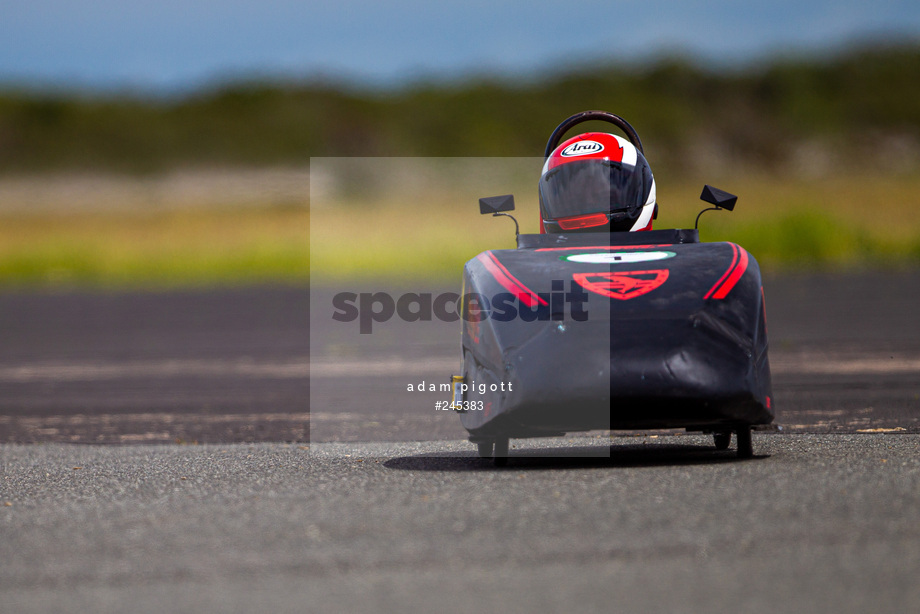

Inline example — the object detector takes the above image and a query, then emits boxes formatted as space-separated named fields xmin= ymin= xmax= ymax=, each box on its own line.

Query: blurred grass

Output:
xmin=1 ymin=171 xmax=919 ymax=288
xmin=671 ymin=173 xmax=920 ymax=268
xmin=309 ymin=171 xmax=920 ymax=282
xmin=0 ymin=205 xmax=308 ymax=288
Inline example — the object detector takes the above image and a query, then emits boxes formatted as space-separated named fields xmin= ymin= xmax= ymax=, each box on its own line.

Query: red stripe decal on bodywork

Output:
xmin=761 ymin=286 xmax=768 ymax=335
xmin=476 ymin=252 xmax=548 ymax=308
xmin=705 ymin=243 xmax=749 ymax=299
xmin=704 ymin=243 xmax=739 ymax=299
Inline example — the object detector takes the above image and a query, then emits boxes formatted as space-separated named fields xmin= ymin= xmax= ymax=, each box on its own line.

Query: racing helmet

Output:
xmin=539 ymin=132 xmax=657 ymax=233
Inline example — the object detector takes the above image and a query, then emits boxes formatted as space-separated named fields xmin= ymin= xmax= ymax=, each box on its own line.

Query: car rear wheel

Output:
xmin=736 ymin=426 xmax=753 ymax=458
xmin=493 ymin=437 xmax=510 ymax=466
xmin=713 ymin=432 xmax=732 ymax=450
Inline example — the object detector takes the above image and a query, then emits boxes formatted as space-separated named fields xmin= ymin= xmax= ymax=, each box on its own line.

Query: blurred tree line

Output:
xmin=1 ymin=42 xmax=918 ymax=177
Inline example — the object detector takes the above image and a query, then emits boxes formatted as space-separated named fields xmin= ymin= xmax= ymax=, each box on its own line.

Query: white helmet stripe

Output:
xmin=629 ymin=202 xmax=655 ymax=231
xmin=628 ymin=177 xmax=657 ymax=231
xmin=612 ymin=135 xmax=638 ymax=167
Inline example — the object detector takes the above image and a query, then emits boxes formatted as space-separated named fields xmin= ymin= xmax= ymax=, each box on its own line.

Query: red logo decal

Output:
xmin=573 ymin=270 xmax=670 ymax=300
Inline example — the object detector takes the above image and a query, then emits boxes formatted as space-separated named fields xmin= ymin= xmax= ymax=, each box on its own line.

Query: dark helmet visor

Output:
xmin=539 ymin=159 xmax=652 ymax=221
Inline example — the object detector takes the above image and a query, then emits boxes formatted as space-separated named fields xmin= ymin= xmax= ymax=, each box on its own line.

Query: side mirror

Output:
xmin=479 ymin=194 xmax=515 ymax=214
xmin=479 ymin=194 xmax=518 ymax=236
xmin=696 ymin=185 xmax=738 ymax=229
xmin=700 ymin=185 xmax=737 ymax=211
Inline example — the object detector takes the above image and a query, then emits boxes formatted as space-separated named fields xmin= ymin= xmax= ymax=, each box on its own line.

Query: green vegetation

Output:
xmin=671 ymin=174 xmax=920 ymax=269
xmin=309 ymin=173 xmax=920 ymax=282
xmin=1 ymin=42 xmax=919 ymax=286
xmin=1 ymin=43 xmax=919 ymax=175
xmin=1 ymin=171 xmax=919 ymax=288
xmin=0 ymin=206 xmax=308 ymax=288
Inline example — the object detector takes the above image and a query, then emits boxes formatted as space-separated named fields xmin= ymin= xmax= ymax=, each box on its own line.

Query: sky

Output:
xmin=2 ymin=0 xmax=920 ymax=92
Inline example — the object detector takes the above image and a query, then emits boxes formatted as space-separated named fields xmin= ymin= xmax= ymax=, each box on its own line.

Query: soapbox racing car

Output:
xmin=450 ymin=111 xmax=774 ymax=465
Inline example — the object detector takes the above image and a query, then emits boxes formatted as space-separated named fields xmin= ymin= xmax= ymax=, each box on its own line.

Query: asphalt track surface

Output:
xmin=2 ymin=435 xmax=919 ymax=613
xmin=1 ymin=272 xmax=918 ymax=443
xmin=2 ymin=272 xmax=919 ymax=612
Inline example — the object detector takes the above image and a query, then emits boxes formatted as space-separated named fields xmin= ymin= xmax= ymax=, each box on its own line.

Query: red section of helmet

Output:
xmin=545 ymin=132 xmax=626 ymax=172
xmin=556 ymin=212 xmax=609 ymax=230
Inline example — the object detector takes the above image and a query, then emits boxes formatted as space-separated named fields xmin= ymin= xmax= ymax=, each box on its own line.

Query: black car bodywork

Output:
xmin=452 ymin=112 xmax=774 ymax=463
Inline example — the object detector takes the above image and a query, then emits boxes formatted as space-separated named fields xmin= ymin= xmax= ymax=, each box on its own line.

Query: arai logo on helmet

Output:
xmin=560 ymin=140 xmax=604 ymax=157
